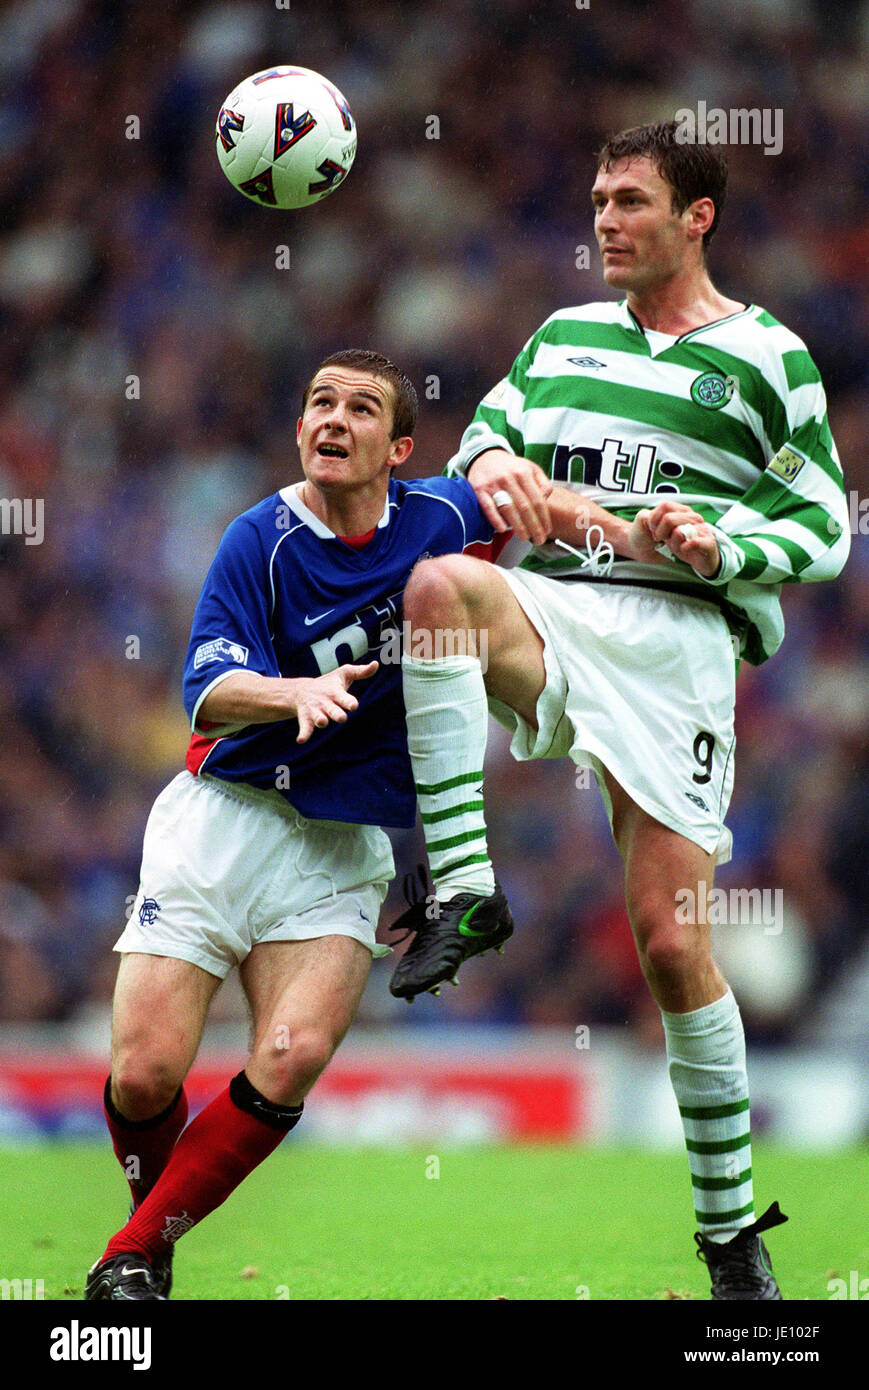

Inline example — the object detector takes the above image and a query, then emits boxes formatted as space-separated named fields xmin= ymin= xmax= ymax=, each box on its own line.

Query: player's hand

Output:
xmin=629 ymin=501 xmax=721 ymax=579
xmin=294 ymin=661 xmax=378 ymax=743
xmin=467 ymin=449 xmax=553 ymax=546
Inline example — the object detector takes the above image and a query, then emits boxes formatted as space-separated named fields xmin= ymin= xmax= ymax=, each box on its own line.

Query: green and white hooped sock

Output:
xmin=401 ymin=654 xmax=496 ymax=903
xmin=662 ymin=987 xmax=755 ymax=1241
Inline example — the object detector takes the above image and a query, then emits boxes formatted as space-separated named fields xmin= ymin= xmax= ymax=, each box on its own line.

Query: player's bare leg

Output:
xmin=87 ymin=935 xmax=373 ymax=1300
xmin=603 ymin=770 xmax=786 ymax=1297
xmin=390 ymin=554 xmax=543 ymax=999
xmin=110 ymin=952 xmax=222 ymax=1120
xmin=603 ymin=777 xmax=726 ymax=1013
xmin=88 ymin=952 xmax=223 ymax=1299
xmin=242 ymin=935 xmax=372 ymax=1105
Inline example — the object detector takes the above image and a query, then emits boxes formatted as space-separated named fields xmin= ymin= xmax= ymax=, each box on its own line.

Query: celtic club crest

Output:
xmin=691 ymin=372 xmax=731 ymax=409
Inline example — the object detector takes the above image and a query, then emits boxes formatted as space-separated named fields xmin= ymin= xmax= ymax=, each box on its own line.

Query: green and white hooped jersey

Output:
xmin=446 ymin=300 xmax=850 ymax=664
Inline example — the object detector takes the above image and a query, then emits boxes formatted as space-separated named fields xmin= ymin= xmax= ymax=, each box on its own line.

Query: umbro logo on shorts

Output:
xmin=684 ymin=790 xmax=710 ymax=812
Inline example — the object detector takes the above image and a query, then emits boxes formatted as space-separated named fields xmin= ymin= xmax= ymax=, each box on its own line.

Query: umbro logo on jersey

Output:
xmin=303 ymin=608 xmax=336 ymax=626
xmin=567 ymin=356 xmax=607 ymax=370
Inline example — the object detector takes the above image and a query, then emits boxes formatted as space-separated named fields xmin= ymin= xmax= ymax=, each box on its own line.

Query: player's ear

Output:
xmin=296 ymin=417 xmax=303 ymax=445
xmin=387 ymin=436 xmax=414 ymax=469
xmin=686 ymin=196 xmax=715 ymax=244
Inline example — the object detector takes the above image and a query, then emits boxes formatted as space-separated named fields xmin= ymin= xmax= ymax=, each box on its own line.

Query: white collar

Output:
xmin=277 ymin=481 xmax=392 ymax=539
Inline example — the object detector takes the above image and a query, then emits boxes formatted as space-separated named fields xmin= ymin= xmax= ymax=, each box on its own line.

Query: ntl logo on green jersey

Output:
xmin=552 ymin=438 xmax=683 ymax=494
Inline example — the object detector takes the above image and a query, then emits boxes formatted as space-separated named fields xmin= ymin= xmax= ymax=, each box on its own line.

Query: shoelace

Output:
xmin=554 ymin=523 xmax=615 ymax=577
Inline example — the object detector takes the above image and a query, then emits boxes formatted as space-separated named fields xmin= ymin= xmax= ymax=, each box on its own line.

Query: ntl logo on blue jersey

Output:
xmin=308 ymin=593 xmax=402 ymax=675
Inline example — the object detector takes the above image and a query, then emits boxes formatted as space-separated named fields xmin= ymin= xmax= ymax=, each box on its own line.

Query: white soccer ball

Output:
xmin=216 ymin=66 xmax=356 ymax=209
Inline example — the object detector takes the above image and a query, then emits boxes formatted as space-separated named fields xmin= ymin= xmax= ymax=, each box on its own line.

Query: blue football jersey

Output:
xmin=182 ymin=474 xmax=500 ymax=827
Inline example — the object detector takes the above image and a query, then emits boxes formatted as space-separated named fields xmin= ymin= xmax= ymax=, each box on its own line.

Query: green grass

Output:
xmin=2 ymin=1143 xmax=866 ymax=1301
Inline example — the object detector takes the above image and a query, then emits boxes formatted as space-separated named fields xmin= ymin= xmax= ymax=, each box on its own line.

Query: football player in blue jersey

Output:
xmin=84 ymin=349 xmax=515 ymax=1301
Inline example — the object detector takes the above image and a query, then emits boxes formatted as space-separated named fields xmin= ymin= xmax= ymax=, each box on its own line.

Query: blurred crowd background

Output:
xmin=1 ymin=0 xmax=867 ymax=1048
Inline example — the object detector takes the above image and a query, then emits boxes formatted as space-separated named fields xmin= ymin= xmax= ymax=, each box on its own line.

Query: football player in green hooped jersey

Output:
xmin=388 ymin=120 xmax=850 ymax=1299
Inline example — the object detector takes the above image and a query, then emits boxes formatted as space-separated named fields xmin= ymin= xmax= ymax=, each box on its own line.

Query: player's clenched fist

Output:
xmin=630 ymin=500 xmax=721 ymax=579
xmin=293 ymin=661 xmax=379 ymax=743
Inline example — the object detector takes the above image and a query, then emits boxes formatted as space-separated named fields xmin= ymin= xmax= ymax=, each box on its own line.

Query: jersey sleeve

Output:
xmin=182 ymin=513 xmax=281 ymax=736
xmin=704 ymin=353 xmax=851 ymax=587
xmin=445 ymin=327 xmax=543 ymax=476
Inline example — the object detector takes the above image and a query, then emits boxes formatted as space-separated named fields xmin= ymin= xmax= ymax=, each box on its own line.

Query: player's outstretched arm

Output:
xmin=198 ymin=663 xmax=378 ymax=743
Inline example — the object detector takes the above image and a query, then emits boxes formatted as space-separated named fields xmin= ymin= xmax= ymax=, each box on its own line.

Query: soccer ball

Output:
xmin=216 ymin=66 xmax=356 ymax=209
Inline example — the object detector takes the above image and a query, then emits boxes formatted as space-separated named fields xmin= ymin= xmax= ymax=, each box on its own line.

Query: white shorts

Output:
xmin=488 ymin=571 xmax=736 ymax=864
xmin=115 ymin=772 xmax=395 ymax=978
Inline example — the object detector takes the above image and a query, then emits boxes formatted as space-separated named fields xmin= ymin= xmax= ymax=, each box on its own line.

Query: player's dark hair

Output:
xmin=596 ymin=121 xmax=728 ymax=250
xmin=302 ymin=349 xmax=418 ymax=439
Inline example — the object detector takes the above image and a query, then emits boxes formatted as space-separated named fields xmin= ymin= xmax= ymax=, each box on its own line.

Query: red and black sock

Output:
xmin=102 ymin=1072 xmax=303 ymax=1264
xmin=104 ymin=1077 xmax=189 ymax=1211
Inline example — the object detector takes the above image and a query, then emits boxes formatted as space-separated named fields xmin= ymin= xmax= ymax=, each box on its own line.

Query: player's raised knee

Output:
xmin=404 ymin=552 xmax=485 ymax=627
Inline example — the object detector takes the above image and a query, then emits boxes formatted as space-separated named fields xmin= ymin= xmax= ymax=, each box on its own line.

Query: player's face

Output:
xmin=297 ymin=367 xmax=412 ymax=491
xmin=592 ymin=157 xmax=700 ymax=294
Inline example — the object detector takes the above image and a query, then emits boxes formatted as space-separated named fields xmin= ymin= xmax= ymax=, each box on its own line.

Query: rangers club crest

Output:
xmin=138 ymin=897 xmax=160 ymax=926
xmin=161 ymin=1211 xmax=194 ymax=1243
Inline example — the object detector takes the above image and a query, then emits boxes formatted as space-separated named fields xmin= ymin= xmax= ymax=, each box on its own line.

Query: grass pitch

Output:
xmin=2 ymin=1143 xmax=865 ymax=1301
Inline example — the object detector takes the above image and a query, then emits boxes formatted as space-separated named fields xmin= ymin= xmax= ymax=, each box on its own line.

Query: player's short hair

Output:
xmin=302 ymin=349 xmax=418 ymax=439
xmin=596 ymin=121 xmax=728 ymax=249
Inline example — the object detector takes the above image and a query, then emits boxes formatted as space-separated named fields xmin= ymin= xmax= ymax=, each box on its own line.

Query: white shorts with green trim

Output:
xmin=115 ymin=771 xmax=394 ymax=978
xmin=488 ymin=570 xmax=736 ymax=865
